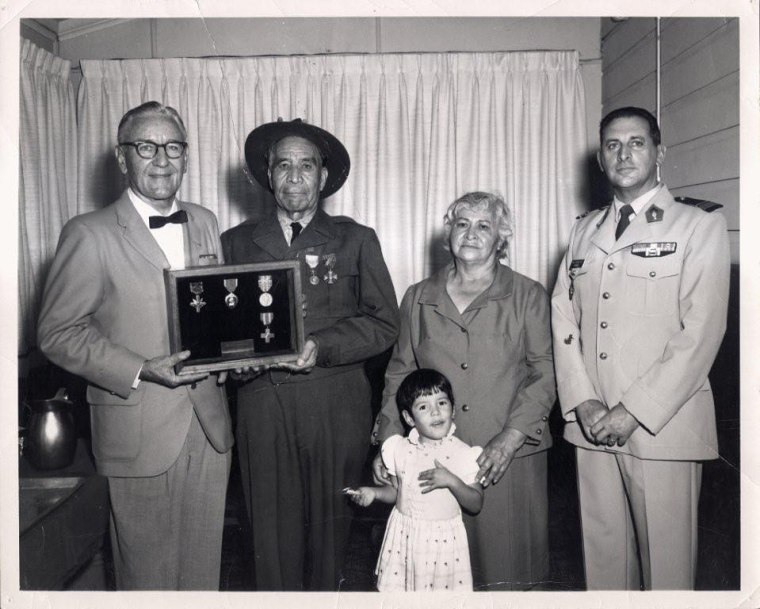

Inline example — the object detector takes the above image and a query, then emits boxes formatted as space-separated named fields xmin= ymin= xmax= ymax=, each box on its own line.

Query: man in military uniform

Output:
xmin=222 ymin=119 xmax=399 ymax=591
xmin=551 ymin=107 xmax=730 ymax=590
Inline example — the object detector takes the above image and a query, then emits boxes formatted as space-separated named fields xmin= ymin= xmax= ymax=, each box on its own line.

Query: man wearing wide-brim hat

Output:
xmin=222 ymin=119 xmax=400 ymax=591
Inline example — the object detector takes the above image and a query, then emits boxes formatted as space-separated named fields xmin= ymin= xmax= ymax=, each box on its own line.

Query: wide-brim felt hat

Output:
xmin=244 ymin=118 xmax=350 ymax=199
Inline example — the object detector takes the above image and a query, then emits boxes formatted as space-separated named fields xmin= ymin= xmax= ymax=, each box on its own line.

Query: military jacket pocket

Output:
xmin=624 ymin=255 xmax=681 ymax=315
xmin=327 ymin=256 xmax=359 ymax=316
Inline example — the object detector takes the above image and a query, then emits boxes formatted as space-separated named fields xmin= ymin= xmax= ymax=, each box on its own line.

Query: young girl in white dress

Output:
xmin=348 ymin=368 xmax=483 ymax=591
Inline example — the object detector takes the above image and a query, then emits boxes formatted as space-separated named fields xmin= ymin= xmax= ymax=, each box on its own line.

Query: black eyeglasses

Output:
xmin=119 ymin=140 xmax=187 ymax=160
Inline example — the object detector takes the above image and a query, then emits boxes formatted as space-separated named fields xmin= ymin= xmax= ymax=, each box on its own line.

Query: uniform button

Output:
xmin=461 ymin=362 xmax=468 ymax=370
xmin=536 ymin=429 xmax=542 ymax=435
xmin=462 ymin=404 xmax=470 ymax=412
xmin=372 ymin=431 xmax=378 ymax=437
xmin=607 ymin=263 xmax=615 ymax=270
xmin=602 ymin=292 xmax=611 ymax=299
xmin=649 ymin=271 xmax=656 ymax=278
xmin=541 ymin=415 xmax=548 ymax=421
xmin=600 ymin=352 xmax=608 ymax=360
xmin=600 ymin=321 xmax=608 ymax=329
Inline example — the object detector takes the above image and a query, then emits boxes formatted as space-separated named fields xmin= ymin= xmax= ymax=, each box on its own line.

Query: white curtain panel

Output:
xmin=19 ymin=39 xmax=77 ymax=354
xmin=78 ymin=51 xmax=586 ymax=298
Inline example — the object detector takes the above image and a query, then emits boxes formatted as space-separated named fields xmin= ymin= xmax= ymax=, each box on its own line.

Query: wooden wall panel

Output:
xmin=728 ymin=231 xmax=739 ymax=264
xmin=379 ymin=17 xmax=601 ymax=57
xmin=660 ymin=19 xmax=739 ymax=106
xmin=59 ymin=20 xmax=153 ymax=62
xmin=664 ymin=126 xmax=739 ymax=189
xmin=602 ymin=31 xmax=656 ymax=103
xmin=155 ymin=18 xmax=378 ymax=58
xmin=660 ymin=71 xmax=739 ymax=146
xmin=603 ymin=72 xmax=656 ymax=114
xmin=659 ymin=18 xmax=733 ymax=65
xmin=601 ymin=18 xmax=655 ymax=70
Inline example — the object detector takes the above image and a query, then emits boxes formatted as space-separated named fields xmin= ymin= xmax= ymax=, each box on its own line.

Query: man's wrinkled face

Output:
xmin=267 ymin=136 xmax=327 ymax=218
xmin=116 ymin=113 xmax=187 ymax=211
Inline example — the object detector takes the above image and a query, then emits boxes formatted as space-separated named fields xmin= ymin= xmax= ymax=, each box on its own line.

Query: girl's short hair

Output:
xmin=443 ymin=191 xmax=513 ymax=261
xmin=396 ymin=368 xmax=454 ymax=416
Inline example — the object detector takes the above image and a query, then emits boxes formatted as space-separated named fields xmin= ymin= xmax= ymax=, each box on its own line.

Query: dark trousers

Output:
xmin=236 ymin=368 xmax=371 ymax=591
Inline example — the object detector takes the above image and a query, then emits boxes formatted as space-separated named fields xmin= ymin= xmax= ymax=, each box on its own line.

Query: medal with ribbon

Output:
xmin=260 ymin=312 xmax=275 ymax=343
xmin=189 ymin=282 xmax=206 ymax=313
xmin=305 ymin=254 xmax=320 ymax=285
xmin=258 ymin=274 xmax=273 ymax=307
xmin=224 ymin=278 xmax=239 ymax=309
xmin=323 ymin=253 xmax=338 ymax=284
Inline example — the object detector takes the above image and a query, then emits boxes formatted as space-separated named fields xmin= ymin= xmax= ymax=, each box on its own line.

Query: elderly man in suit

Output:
xmin=551 ymin=106 xmax=730 ymax=590
xmin=222 ymin=119 xmax=399 ymax=591
xmin=37 ymin=101 xmax=233 ymax=590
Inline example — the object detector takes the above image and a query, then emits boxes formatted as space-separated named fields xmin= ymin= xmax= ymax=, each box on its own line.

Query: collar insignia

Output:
xmin=646 ymin=205 xmax=664 ymax=223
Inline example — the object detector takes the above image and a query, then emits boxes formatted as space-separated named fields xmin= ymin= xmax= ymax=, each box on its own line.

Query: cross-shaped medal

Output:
xmin=190 ymin=295 xmax=206 ymax=313
xmin=261 ymin=327 xmax=275 ymax=343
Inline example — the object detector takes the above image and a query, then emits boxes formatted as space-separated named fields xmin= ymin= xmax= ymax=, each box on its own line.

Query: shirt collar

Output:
xmin=276 ymin=207 xmax=317 ymax=234
xmin=614 ymin=183 xmax=662 ymax=219
xmin=128 ymin=188 xmax=179 ymax=227
xmin=407 ymin=422 xmax=457 ymax=446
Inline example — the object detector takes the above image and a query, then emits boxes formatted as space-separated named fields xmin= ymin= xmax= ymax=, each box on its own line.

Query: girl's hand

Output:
xmin=371 ymin=452 xmax=391 ymax=486
xmin=418 ymin=459 xmax=457 ymax=494
xmin=345 ymin=486 xmax=376 ymax=507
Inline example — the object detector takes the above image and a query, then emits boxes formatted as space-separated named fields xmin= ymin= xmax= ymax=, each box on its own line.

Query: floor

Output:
xmin=217 ymin=405 xmax=739 ymax=592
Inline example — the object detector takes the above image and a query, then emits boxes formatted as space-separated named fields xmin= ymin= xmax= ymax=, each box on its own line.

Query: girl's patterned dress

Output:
xmin=376 ymin=424 xmax=481 ymax=591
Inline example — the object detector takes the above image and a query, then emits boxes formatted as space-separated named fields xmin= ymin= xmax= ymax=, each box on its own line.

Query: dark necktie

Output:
xmin=615 ymin=204 xmax=634 ymax=240
xmin=149 ymin=209 xmax=188 ymax=229
xmin=290 ymin=222 xmax=303 ymax=243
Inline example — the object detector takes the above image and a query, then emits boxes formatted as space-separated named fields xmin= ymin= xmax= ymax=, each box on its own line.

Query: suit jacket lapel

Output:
xmin=114 ymin=193 xmax=169 ymax=272
xmin=178 ymin=201 xmax=204 ymax=267
xmin=292 ymin=208 xmax=335 ymax=252
xmin=589 ymin=206 xmax=616 ymax=255
xmin=249 ymin=213 xmax=291 ymax=259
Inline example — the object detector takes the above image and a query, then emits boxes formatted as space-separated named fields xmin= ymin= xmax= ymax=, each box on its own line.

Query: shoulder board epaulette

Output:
xmin=674 ymin=196 xmax=723 ymax=213
xmin=576 ymin=205 xmax=608 ymax=220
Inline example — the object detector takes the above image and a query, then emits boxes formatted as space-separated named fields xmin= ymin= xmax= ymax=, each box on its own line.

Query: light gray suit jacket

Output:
xmin=38 ymin=192 xmax=233 ymax=477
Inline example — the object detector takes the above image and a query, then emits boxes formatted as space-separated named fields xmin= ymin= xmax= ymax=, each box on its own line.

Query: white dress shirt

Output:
xmin=128 ymin=188 xmax=186 ymax=270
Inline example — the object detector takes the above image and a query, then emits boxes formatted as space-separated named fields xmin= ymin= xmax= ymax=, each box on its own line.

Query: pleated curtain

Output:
xmin=19 ymin=39 xmax=77 ymax=354
xmin=77 ymin=51 xmax=587 ymax=299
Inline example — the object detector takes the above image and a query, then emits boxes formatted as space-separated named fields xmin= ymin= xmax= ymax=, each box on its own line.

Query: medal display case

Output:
xmin=164 ymin=261 xmax=304 ymax=374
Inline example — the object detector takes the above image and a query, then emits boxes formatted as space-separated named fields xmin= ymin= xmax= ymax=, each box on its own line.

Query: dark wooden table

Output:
xmin=19 ymin=438 xmax=110 ymax=590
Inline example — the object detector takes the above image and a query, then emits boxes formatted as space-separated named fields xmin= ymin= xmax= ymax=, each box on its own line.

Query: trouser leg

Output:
xmin=575 ymin=448 xmax=640 ymax=590
xmin=617 ymin=455 xmax=701 ymax=590
xmin=108 ymin=411 xmax=230 ymax=590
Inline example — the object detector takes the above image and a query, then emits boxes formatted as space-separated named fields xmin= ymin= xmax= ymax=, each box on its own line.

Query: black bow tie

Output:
xmin=149 ymin=209 xmax=188 ymax=229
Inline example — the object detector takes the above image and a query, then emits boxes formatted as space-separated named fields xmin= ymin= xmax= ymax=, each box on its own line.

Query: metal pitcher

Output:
xmin=24 ymin=388 xmax=77 ymax=470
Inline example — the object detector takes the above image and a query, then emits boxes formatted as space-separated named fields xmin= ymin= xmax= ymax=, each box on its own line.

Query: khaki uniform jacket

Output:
xmin=38 ymin=193 xmax=233 ymax=477
xmin=551 ymin=185 xmax=730 ymax=461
